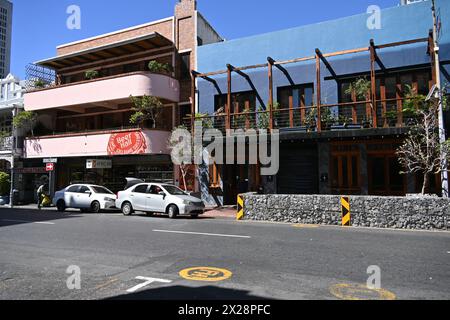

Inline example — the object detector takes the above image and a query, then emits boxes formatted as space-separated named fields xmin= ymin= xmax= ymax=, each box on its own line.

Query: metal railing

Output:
xmin=184 ymin=97 xmax=421 ymax=133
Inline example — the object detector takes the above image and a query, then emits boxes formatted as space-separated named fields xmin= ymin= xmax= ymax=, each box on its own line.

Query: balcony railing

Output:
xmin=184 ymin=97 xmax=419 ymax=133
xmin=0 ymin=136 xmax=13 ymax=152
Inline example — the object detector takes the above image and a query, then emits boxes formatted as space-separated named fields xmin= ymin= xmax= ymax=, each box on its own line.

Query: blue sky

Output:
xmin=10 ymin=0 xmax=399 ymax=79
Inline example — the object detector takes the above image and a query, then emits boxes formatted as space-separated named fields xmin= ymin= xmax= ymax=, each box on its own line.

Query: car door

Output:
xmin=76 ymin=186 xmax=93 ymax=209
xmin=64 ymin=185 xmax=80 ymax=207
xmin=146 ymin=185 xmax=166 ymax=213
xmin=131 ymin=184 xmax=150 ymax=211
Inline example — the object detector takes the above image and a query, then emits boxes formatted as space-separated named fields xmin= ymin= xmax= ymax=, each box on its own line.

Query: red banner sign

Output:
xmin=107 ymin=131 xmax=148 ymax=156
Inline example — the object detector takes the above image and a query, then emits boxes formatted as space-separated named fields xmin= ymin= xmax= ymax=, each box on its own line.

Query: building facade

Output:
xmin=0 ymin=73 xmax=25 ymax=204
xmin=22 ymin=0 xmax=222 ymax=202
xmin=0 ymin=0 xmax=12 ymax=79
xmin=194 ymin=0 xmax=450 ymax=206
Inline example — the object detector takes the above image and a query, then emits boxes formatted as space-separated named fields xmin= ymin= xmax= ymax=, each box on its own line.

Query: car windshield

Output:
xmin=162 ymin=185 xmax=187 ymax=195
xmin=91 ymin=186 xmax=114 ymax=195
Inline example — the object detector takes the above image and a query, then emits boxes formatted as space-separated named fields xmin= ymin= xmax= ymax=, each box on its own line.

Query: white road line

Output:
xmin=153 ymin=229 xmax=251 ymax=239
xmin=1 ymin=219 xmax=55 ymax=225
xmin=127 ymin=277 xmax=172 ymax=293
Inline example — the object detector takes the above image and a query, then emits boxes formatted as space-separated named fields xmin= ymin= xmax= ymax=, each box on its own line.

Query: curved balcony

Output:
xmin=24 ymin=128 xmax=171 ymax=158
xmin=24 ymin=72 xmax=180 ymax=112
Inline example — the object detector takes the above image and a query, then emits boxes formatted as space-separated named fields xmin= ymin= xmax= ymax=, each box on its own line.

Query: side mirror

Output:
xmin=158 ymin=191 xmax=166 ymax=197
xmin=85 ymin=190 xmax=92 ymax=196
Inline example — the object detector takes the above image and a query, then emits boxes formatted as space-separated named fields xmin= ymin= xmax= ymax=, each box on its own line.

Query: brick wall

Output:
xmin=57 ymin=19 xmax=174 ymax=56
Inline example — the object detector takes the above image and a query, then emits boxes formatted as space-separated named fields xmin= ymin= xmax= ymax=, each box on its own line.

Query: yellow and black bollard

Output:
xmin=237 ymin=195 xmax=244 ymax=220
xmin=341 ymin=196 xmax=351 ymax=227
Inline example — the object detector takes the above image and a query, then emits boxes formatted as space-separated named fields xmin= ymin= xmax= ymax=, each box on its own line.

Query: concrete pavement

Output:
xmin=0 ymin=208 xmax=449 ymax=300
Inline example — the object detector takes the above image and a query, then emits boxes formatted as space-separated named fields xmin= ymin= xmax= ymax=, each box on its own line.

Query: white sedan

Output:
xmin=53 ymin=184 xmax=117 ymax=213
xmin=116 ymin=183 xmax=205 ymax=218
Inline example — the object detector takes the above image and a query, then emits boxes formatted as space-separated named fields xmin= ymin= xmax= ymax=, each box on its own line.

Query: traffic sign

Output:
xmin=46 ymin=163 xmax=55 ymax=172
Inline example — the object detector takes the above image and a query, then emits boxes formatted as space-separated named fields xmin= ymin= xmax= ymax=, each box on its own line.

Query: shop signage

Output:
xmin=107 ymin=131 xmax=148 ymax=155
xmin=43 ymin=158 xmax=58 ymax=164
xmin=86 ymin=159 xmax=113 ymax=169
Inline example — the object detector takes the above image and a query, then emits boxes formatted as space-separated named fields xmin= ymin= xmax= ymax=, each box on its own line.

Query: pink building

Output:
xmin=21 ymin=0 xmax=222 ymax=197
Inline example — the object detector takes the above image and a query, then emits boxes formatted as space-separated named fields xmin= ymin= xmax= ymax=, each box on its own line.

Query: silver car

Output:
xmin=53 ymin=184 xmax=117 ymax=213
xmin=116 ymin=183 xmax=205 ymax=218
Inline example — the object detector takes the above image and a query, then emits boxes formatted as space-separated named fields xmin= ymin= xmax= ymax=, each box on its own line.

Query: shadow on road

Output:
xmin=0 ymin=208 xmax=82 ymax=227
xmin=105 ymin=285 xmax=270 ymax=300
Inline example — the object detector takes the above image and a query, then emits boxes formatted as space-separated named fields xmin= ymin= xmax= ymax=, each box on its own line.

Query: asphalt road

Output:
xmin=0 ymin=208 xmax=449 ymax=300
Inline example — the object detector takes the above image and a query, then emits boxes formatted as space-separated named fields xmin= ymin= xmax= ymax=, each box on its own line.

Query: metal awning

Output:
xmin=36 ymin=32 xmax=174 ymax=69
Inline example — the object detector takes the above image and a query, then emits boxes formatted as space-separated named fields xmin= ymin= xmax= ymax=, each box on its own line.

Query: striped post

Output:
xmin=341 ymin=196 xmax=351 ymax=227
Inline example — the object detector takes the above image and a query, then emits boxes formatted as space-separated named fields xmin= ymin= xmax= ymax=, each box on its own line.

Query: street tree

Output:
xmin=396 ymin=86 xmax=450 ymax=195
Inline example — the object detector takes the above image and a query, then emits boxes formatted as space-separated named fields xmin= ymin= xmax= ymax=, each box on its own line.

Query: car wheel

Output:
xmin=91 ymin=201 xmax=101 ymax=214
xmin=56 ymin=200 xmax=66 ymax=212
xmin=167 ymin=205 xmax=179 ymax=219
xmin=122 ymin=202 xmax=133 ymax=216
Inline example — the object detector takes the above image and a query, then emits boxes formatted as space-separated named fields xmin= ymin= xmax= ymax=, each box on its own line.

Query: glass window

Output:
xmin=67 ymin=186 xmax=80 ymax=193
xmin=162 ymin=185 xmax=187 ymax=195
xmin=149 ymin=185 xmax=163 ymax=195
xmin=92 ymin=186 xmax=114 ymax=194
xmin=133 ymin=185 xmax=149 ymax=194
xmin=371 ymin=157 xmax=386 ymax=191
xmin=79 ymin=186 xmax=90 ymax=194
xmin=180 ymin=53 xmax=190 ymax=79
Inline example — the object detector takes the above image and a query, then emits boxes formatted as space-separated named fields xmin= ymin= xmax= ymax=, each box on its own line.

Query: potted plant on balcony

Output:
xmin=148 ymin=60 xmax=173 ymax=74
xmin=85 ymin=70 xmax=99 ymax=80
xmin=345 ymin=77 xmax=371 ymax=102
xmin=129 ymin=95 xmax=164 ymax=129
xmin=33 ymin=79 xmax=46 ymax=89
xmin=0 ymin=172 xmax=11 ymax=206
xmin=13 ymin=111 xmax=38 ymax=137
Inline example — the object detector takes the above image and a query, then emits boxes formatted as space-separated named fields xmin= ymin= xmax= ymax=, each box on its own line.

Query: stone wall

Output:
xmin=242 ymin=194 xmax=450 ymax=230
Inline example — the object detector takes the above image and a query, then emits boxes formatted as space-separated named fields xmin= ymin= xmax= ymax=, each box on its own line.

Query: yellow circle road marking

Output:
xmin=330 ymin=283 xmax=396 ymax=300
xmin=293 ymin=224 xmax=320 ymax=229
xmin=179 ymin=267 xmax=232 ymax=282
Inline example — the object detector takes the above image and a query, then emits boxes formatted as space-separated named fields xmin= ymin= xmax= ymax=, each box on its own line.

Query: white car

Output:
xmin=53 ymin=184 xmax=117 ymax=213
xmin=116 ymin=183 xmax=205 ymax=218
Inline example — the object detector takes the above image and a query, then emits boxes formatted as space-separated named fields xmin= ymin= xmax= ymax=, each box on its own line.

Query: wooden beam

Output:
xmin=227 ymin=65 xmax=232 ymax=130
xmin=315 ymin=52 xmax=322 ymax=133
xmin=191 ymin=71 xmax=197 ymax=131
xmin=267 ymin=58 xmax=274 ymax=130
xmin=370 ymin=39 xmax=378 ymax=127
xmin=316 ymin=48 xmax=338 ymax=80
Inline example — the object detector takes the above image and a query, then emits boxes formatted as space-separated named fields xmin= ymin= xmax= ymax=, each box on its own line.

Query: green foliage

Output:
xmin=402 ymin=84 xmax=427 ymax=117
xmin=85 ymin=70 xmax=99 ymax=80
xmin=345 ymin=77 xmax=371 ymax=101
xmin=257 ymin=103 xmax=280 ymax=129
xmin=148 ymin=60 xmax=173 ymax=74
xmin=0 ymin=131 xmax=10 ymax=139
xmin=34 ymin=79 xmax=46 ymax=89
xmin=195 ymin=113 xmax=213 ymax=129
xmin=304 ymin=106 xmax=337 ymax=128
xmin=0 ymin=172 xmax=10 ymax=196
xmin=129 ymin=95 xmax=164 ymax=128
xmin=13 ymin=111 xmax=38 ymax=136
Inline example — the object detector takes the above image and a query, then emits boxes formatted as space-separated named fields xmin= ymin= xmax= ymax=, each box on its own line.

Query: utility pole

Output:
xmin=431 ymin=0 xmax=449 ymax=197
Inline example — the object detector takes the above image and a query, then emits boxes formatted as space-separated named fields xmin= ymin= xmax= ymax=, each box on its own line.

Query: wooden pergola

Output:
xmin=191 ymin=30 xmax=437 ymax=133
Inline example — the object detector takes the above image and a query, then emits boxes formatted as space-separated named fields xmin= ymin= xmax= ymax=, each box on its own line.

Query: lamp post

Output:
xmin=431 ymin=0 xmax=449 ymax=197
